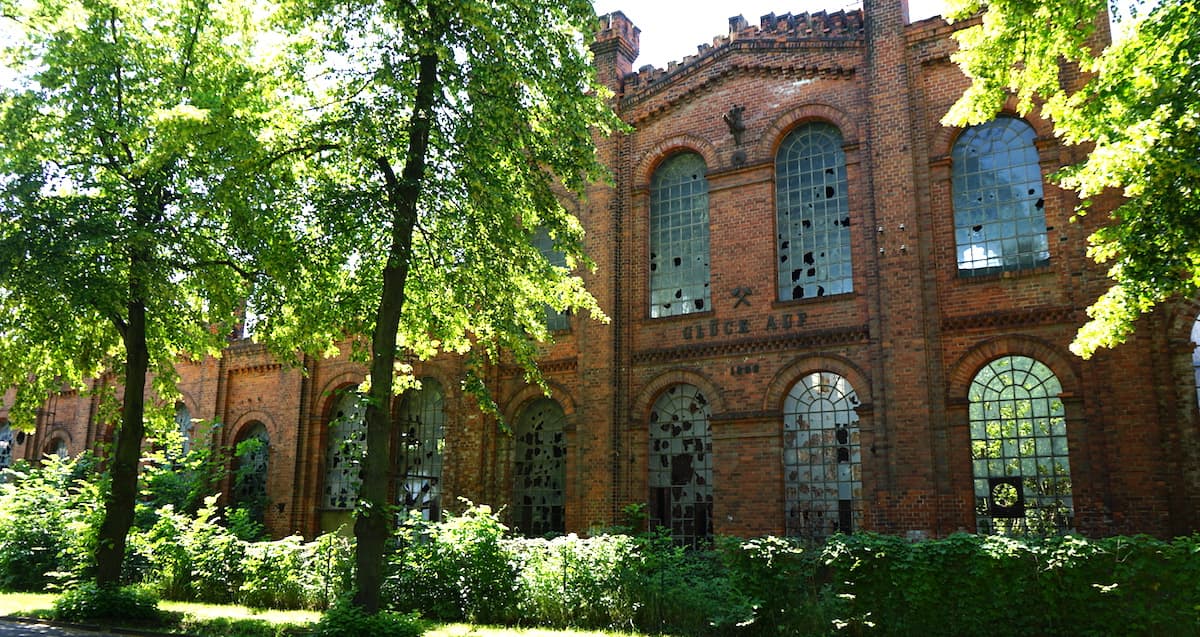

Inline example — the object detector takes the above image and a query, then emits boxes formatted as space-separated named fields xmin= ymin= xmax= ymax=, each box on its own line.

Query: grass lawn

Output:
xmin=0 ymin=592 xmax=656 ymax=637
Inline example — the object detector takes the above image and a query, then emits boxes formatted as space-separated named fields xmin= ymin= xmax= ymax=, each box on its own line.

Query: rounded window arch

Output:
xmin=323 ymin=390 xmax=366 ymax=511
xmin=649 ymin=384 xmax=713 ymax=547
xmin=649 ymin=152 xmax=710 ymax=318
xmin=396 ymin=377 xmax=446 ymax=521
xmin=969 ymin=355 xmax=1072 ymax=535
xmin=783 ymin=371 xmax=862 ymax=540
xmin=512 ymin=398 xmax=567 ymax=537
xmin=776 ymin=122 xmax=853 ymax=300
xmin=44 ymin=436 xmax=68 ymax=460
xmin=952 ymin=117 xmax=1049 ymax=275
xmin=232 ymin=421 xmax=270 ymax=524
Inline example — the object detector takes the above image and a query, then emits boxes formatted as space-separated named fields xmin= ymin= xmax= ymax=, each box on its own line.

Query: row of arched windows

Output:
xmin=647 ymin=354 xmax=1074 ymax=546
xmin=647 ymin=116 xmax=1051 ymax=317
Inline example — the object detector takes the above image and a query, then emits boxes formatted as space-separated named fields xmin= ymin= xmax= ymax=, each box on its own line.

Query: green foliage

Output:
xmin=944 ymin=0 xmax=1200 ymax=356
xmin=512 ymin=533 xmax=639 ymax=630
xmin=313 ymin=599 xmax=425 ymax=637
xmin=52 ymin=583 xmax=161 ymax=624
xmin=386 ymin=505 xmax=519 ymax=624
xmin=139 ymin=498 xmax=246 ymax=603
xmin=0 ymin=455 xmax=104 ymax=590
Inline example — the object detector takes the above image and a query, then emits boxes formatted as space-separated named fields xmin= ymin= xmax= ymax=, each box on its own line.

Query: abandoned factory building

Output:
xmin=4 ymin=0 xmax=1200 ymax=543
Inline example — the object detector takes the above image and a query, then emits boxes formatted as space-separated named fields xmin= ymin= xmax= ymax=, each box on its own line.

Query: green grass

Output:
xmin=0 ymin=592 xmax=657 ymax=637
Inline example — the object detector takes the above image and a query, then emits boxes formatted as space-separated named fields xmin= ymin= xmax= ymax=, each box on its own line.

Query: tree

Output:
xmin=943 ymin=0 xmax=1200 ymax=357
xmin=252 ymin=0 xmax=619 ymax=613
xmin=0 ymin=0 xmax=295 ymax=585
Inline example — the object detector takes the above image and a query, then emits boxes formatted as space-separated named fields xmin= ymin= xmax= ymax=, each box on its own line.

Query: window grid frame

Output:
xmin=952 ymin=117 xmax=1050 ymax=276
xmin=512 ymin=398 xmax=567 ymax=537
xmin=969 ymin=355 xmax=1073 ymax=536
xmin=783 ymin=372 xmax=863 ymax=540
xmin=649 ymin=153 xmax=711 ymax=318
xmin=648 ymin=384 xmax=713 ymax=547
xmin=776 ymin=122 xmax=854 ymax=301
xmin=323 ymin=392 xmax=366 ymax=511
xmin=396 ymin=378 xmax=446 ymax=522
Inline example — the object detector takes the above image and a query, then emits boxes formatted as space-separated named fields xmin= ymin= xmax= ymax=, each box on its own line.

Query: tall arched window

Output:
xmin=396 ymin=378 xmax=445 ymax=521
xmin=532 ymin=228 xmax=570 ymax=332
xmin=232 ymin=422 xmax=270 ymax=524
xmin=649 ymin=153 xmax=710 ymax=318
xmin=952 ymin=117 xmax=1049 ymax=275
xmin=1192 ymin=314 xmax=1200 ymax=408
xmin=969 ymin=356 xmax=1072 ymax=535
xmin=174 ymin=403 xmax=192 ymax=456
xmin=0 ymin=421 xmax=12 ymax=471
xmin=512 ymin=398 xmax=566 ymax=536
xmin=44 ymin=437 xmax=68 ymax=460
xmin=323 ymin=391 xmax=366 ymax=511
xmin=649 ymin=384 xmax=712 ymax=547
xmin=776 ymin=122 xmax=853 ymax=300
xmin=783 ymin=372 xmax=862 ymax=539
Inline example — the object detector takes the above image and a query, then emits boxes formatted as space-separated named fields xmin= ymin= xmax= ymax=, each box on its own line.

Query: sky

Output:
xmin=590 ymin=0 xmax=949 ymax=71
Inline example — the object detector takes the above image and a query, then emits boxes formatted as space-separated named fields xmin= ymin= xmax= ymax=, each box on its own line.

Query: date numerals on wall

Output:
xmin=730 ymin=363 xmax=760 ymax=376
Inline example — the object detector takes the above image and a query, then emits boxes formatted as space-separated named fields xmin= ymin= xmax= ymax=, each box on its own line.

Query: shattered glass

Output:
xmin=650 ymin=153 xmax=711 ymax=318
xmin=649 ymin=384 xmax=713 ymax=547
xmin=396 ymin=378 xmax=446 ymax=521
xmin=323 ymin=392 xmax=366 ymax=511
xmin=783 ymin=372 xmax=862 ymax=539
xmin=512 ymin=398 xmax=566 ymax=536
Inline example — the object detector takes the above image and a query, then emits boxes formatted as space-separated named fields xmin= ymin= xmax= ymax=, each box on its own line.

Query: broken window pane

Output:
xmin=776 ymin=123 xmax=853 ymax=301
xmin=952 ymin=118 xmax=1049 ymax=276
xmin=649 ymin=384 xmax=713 ymax=547
xmin=512 ymin=398 xmax=566 ymax=537
xmin=532 ymin=228 xmax=570 ymax=332
xmin=650 ymin=153 xmax=711 ymax=318
xmin=323 ymin=391 xmax=366 ymax=511
xmin=0 ymin=422 xmax=12 ymax=471
xmin=783 ymin=372 xmax=862 ymax=540
xmin=396 ymin=378 xmax=446 ymax=522
xmin=969 ymin=355 xmax=1072 ymax=536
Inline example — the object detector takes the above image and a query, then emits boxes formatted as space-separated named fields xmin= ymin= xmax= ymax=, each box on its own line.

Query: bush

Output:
xmin=513 ymin=533 xmax=639 ymax=630
xmin=386 ymin=504 xmax=519 ymax=624
xmin=52 ymin=583 xmax=161 ymax=624
xmin=313 ymin=599 xmax=424 ymax=637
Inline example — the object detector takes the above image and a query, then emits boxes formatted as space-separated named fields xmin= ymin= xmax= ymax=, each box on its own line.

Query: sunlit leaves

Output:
xmin=945 ymin=0 xmax=1200 ymax=357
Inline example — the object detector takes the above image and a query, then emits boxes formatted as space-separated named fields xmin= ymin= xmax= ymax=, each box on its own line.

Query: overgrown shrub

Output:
xmin=138 ymin=497 xmax=245 ymax=603
xmin=313 ymin=599 xmax=424 ymax=637
xmin=52 ymin=583 xmax=161 ymax=624
xmin=385 ymin=504 xmax=519 ymax=624
xmin=0 ymin=455 xmax=103 ymax=591
xmin=513 ymin=533 xmax=638 ymax=630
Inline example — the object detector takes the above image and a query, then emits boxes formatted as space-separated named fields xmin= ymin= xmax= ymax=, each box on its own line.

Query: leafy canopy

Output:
xmin=0 ymin=0 xmax=297 ymax=424
xmin=944 ymin=0 xmax=1200 ymax=357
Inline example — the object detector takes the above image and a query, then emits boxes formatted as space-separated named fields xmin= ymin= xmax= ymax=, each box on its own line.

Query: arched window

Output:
xmin=969 ymin=356 xmax=1072 ymax=535
xmin=532 ymin=228 xmax=570 ymax=332
xmin=396 ymin=378 xmax=445 ymax=521
xmin=783 ymin=372 xmax=862 ymax=539
xmin=0 ymin=421 xmax=12 ymax=471
xmin=323 ymin=391 xmax=366 ymax=511
xmin=1192 ymin=314 xmax=1200 ymax=408
xmin=952 ymin=117 xmax=1049 ymax=275
xmin=649 ymin=153 xmax=710 ymax=318
xmin=649 ymin=384 xmax=712 ymax=547
xmin=232 ymin=422 xmax=270 ymax=524
xmin=174 ymin=403 xmax=192 ymax=456
xmin=512 ymin=398 xmax=566 ymax=536
xmin=44 ymin=437 xmax=68 ymax=460
xmin=776 ymin=122 xmax=853 ymax=300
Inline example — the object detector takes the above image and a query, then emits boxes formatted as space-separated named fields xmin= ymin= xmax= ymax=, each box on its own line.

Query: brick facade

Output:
xmin=4 ymin=1 xmax=1199 ymax=539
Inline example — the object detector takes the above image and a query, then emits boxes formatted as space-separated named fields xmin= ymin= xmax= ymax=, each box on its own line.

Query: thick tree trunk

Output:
xmin=352 ymin=49 xmax=440 ymax=613
xmin=95 ymin=297 xmax=148 ymax=587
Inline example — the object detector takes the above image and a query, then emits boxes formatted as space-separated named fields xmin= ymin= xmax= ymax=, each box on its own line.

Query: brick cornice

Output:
xmin=631 ymin=324 xmax=869 ymax=365
xmin=940 ymin=306 xmax=1080 ymax=332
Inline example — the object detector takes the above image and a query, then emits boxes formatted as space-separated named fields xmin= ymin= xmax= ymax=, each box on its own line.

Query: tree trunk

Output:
xmin=352 ymin=48 xmax=440 ymax=613
xmin=95 ymin=296 xmax=148 ymax=587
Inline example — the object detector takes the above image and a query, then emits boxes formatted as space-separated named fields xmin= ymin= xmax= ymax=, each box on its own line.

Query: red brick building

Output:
xmin=4 ymin=1 xmax=1200 ymax=541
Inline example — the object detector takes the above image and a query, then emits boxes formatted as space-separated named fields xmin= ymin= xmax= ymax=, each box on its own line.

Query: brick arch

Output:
xmin=503 ymin=381 xmax=576 ymax=426
xmin=630 ymin=369 xmax=725 ymax=423
xmin=759 ymin=102 xmax=861 ymax=163
xmin=634 ymin=135 xmax=720 ymax=188
xmin=174 ymin=388 xmax=199 ymax=417
xmin=229 ymin=411 xmax=276 ymax=445
xmin=314 ymin=371 xmax=367 ymax=421
xmin=930 ymin=99 xmax=1055 ymax=159
xmin=946 ymin=335 xmax=1082 ymax=399
xmin=1165 ymin=296 xmax=1200 ymax=343
xmin=762 ymin=353 xmax=872 ymax=413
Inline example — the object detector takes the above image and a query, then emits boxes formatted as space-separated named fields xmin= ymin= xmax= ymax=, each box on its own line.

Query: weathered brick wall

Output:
xmin=7 ymin=1 xmax=1198 ymax=540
